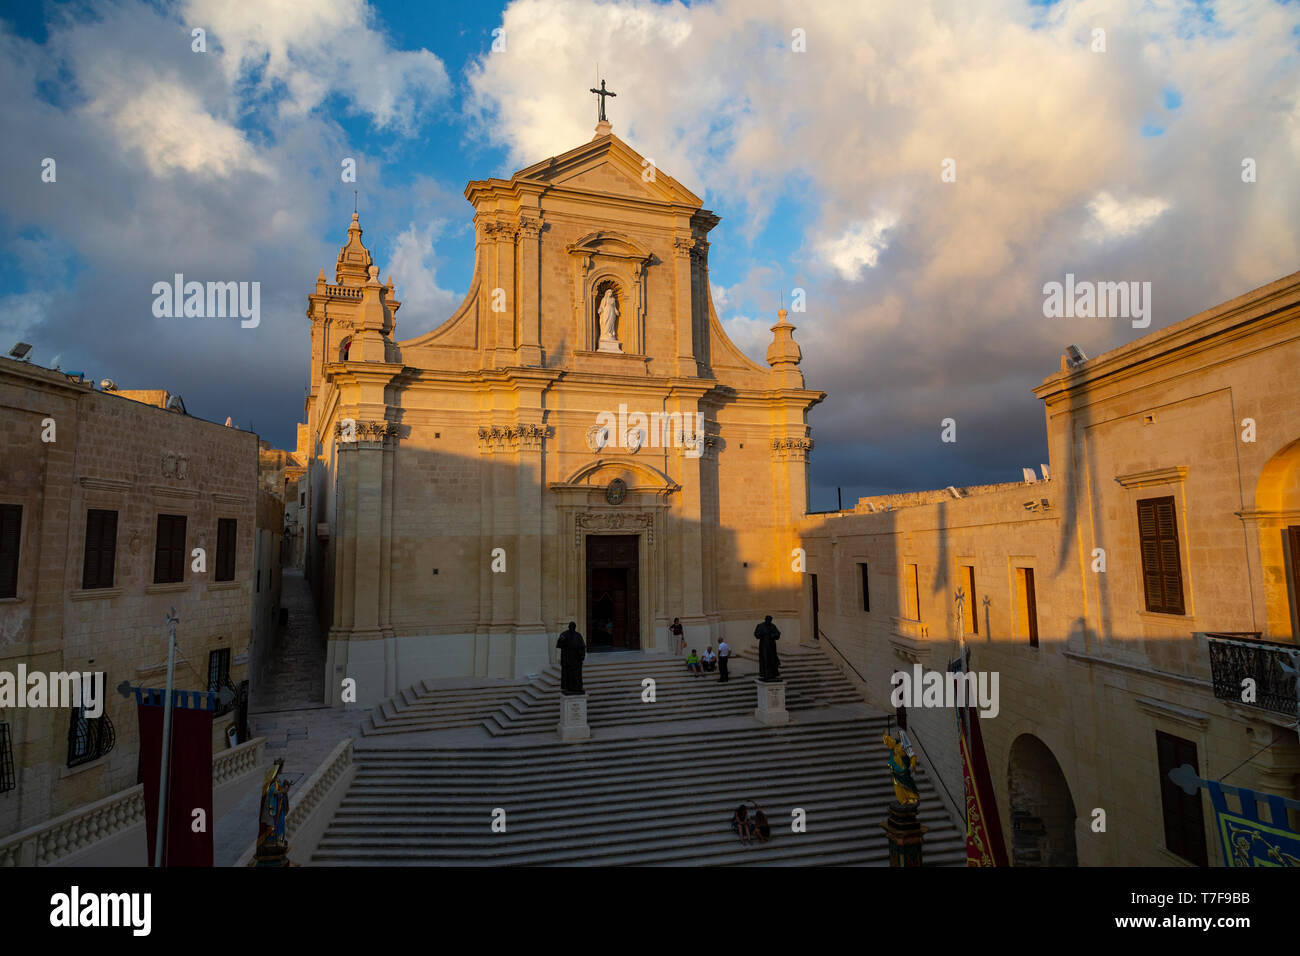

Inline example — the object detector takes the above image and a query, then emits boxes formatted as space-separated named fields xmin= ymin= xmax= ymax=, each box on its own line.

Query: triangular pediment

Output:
xmin=513 ymin=134 xmax=702 ymax=207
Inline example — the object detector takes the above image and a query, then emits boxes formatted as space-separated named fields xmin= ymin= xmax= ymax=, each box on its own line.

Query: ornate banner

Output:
xmin=1207 ymin=781 xmax=1300 ymax=867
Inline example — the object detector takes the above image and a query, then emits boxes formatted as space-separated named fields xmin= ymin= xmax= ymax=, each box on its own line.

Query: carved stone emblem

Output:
xmin=605 ymin=478 xmax=627 ymax=505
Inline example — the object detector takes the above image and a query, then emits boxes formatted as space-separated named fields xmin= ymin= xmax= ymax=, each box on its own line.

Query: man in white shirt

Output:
xmin=716 ymin=639 xmax=731 ymax=683
xmin=701 ymin=646 xmax=717 ymax=673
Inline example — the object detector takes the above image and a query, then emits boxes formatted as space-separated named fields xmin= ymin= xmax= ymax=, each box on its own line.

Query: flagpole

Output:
xmin=155 ymin=607 xmax=178 ymax=868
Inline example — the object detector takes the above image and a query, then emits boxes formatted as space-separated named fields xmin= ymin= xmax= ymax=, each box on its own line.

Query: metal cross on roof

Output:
xmin=589 ymin=78 xmax=616 ymax=122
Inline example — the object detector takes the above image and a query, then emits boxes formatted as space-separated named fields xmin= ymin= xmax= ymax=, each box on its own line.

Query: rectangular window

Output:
xmin=1015 ymin=567 xmax=1039 ymax=647
xmin=859 ymin=563 xmax=870 ymax=612
xmin=67 ymin=693 xmax=115 ymax=768
xmin=81 ymin=509 xmax=118 ymax=589
xmin=208 ymin=648 xmax=233 ymax=716
xmin=215 ymin=518 xmax=237 ymax=582
xmin=962 ymin=565 xmax=978 ymax=634
xmin=1138 ymin=496 xmax=1185 ymax=615
xmin=153 ymin=514 xmax=187 ymax=584
xmin=1156 ymin=731 xmax=1208 ymax=866
xmin=0 ymin=503 xmax=21 ymax=599
xmin=904 ymin=564 xmax=920 ymax=620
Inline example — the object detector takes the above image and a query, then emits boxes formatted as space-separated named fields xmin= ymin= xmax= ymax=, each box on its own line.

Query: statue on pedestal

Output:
xmin=597 ymin=289 xmax=622 ymax=352
xmin=557 ymin=621 xmax=586 ymax=695
xmin=754 ymin=615 xmax=781 ymax=681
xmin=883 ymin=732 xmax=919 ymax=806
xmin=255 ymin=758 xmax=292 ymax=866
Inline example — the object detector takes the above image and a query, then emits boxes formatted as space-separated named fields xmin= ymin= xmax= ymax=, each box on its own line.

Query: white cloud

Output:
xmin=1084 ymin=191 xmax=1171 ymax=242
xmin=184 ymin=0 xmax=450 ymax=133
xmin=386 ymin=220 xmax=456 ymax=334
xmin=816 ymin=214 xmax=898 ymax=281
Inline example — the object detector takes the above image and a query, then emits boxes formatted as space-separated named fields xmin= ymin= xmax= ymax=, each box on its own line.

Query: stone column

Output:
xmin=516 ymin=213 xmax=543 ymax=366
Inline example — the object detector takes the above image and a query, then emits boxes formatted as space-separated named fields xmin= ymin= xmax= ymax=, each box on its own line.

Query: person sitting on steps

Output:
xmin=701 ymin=645 xmax=717 ymax=672
xmin=731 ymin=804 xmax=753 ymax=845
xmin=685 ymin=648 xmax=702 ymax=675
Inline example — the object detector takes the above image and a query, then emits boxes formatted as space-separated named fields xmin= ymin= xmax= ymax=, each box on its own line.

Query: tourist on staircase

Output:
xmin=717 ymin=639 xmax=731 ymax=682
xmin=670 ymin=617 xmax=684 ymax=654
xmin=685 ymin=648 xmax=702 ymax=675
xmin=701 ymin=646 xmax=717 ymax=673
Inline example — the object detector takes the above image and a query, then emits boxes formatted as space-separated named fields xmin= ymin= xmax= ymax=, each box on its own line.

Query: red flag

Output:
xmin=960 ymin=702 xmax=1009 ymax=866
xmin=136 ymin=691 xmax=214 ymax=867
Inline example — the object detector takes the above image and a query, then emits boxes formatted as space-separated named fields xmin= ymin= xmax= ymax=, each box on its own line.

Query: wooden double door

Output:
xmin=586 ymin=534 xmax=640 ymax=649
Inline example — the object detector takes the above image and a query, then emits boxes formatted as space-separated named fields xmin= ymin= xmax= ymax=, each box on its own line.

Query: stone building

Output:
xmin=798 ymin=270 xmax=1300 ymax=866
xmin=300 ymin=122 xmax=822 ymax=706
xmin=0 ymin=360 xmax=261 ymax=840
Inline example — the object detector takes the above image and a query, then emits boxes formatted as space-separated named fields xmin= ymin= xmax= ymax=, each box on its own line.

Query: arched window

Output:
xmin=339 ymin=337 xmax=351 ymax=362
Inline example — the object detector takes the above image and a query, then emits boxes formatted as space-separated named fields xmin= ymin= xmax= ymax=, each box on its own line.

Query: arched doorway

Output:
xmin=1006 ymin=734 xmax=1077 ymax=866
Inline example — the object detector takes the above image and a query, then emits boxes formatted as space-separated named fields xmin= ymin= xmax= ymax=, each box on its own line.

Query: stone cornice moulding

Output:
xmin=212 ymin=493 xmax=247 ymax=507
xmin=1114 ymin=465 xmax=1188 ymax=489
xmin=78 ymin=476 xmax=132 ymax=493
xmin=151 ymin=485 xmax=199 ymax=500
xmin=1134 ymin=695 xmax=1211 ymax=731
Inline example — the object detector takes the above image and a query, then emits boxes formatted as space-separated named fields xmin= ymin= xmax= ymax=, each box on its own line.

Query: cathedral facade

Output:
xmin=300 ymin=124 xmax=823 ymax=706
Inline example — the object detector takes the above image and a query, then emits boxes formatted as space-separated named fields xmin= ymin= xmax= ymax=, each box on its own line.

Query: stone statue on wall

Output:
xmin=557 ymin=621 xmax=586 ymax=694
xmin=754 ymin=615 xmax=781 ymax=681
xmin=883 ymin=732 xmax=920 ymax=806
xmin=597 ymin=289 xmax=621 ymax=352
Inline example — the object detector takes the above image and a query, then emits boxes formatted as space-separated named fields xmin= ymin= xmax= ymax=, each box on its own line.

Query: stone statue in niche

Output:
xmin=597 ymin=288 xmax=622 ymax=353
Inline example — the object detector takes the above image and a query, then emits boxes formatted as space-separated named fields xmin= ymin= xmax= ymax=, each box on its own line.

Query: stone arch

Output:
xmin=1255 ymin=437 xmax=1300 ymax=637
xmin=339 ymin=336 xmax=351 ymax=362
xmin=1006 ymin=733 xmax=1078 ymax=866
xmin=592 ymin=274 xmax=626 ymax=349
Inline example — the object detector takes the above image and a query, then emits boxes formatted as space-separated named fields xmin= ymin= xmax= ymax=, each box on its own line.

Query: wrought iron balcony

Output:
xmin=1206 ymin=632 xmax=1299 ymax=719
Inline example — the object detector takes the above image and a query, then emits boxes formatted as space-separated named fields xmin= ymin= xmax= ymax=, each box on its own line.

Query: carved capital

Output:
xmin=770 ymin=436 xmax=814 ymax=462
xmin=478 ymin=422 xmax=550 ymax=454
xmin=516 ymin=214 xmax=542 ymax=239
xmin=336 ymin=419 xmax=398 ymax=444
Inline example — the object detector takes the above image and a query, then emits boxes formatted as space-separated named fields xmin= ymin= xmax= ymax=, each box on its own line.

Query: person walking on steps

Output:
xmin=717 ymin=638 xmax=731 ymax=683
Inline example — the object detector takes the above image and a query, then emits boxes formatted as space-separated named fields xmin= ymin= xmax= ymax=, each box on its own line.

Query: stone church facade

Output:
xmin=300 ymin=124 xmax=823 ymax=706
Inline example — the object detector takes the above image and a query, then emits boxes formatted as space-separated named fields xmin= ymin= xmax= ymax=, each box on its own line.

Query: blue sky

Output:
xmin=1 ymin=0 xmax=1297 ymax=509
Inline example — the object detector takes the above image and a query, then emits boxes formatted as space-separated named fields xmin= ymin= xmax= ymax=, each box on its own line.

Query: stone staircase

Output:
xmin=362 ymin=647 xmax=862 ymax=737
xmin=314 ymin=715 xmax=964 ymax=865
xmin=316 ymin=645 xmax=966 ymax=866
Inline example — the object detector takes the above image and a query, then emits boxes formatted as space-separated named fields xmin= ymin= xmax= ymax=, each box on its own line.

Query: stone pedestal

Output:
xmin=558 ymin=692 xmax=591 ymax=741
xmin=880 ymin=801 xmax=929 ymax=867
xmin=754 ymin=679 xmax=789 ymax=725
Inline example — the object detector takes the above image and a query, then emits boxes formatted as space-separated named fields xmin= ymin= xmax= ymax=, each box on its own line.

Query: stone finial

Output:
xmin=766 ymin=308 xmax=802 ymax=368
xmin=335 ymin=211 xmax=373 ymax=286
xmin=594 ymin=119 xmax=613 ymax=139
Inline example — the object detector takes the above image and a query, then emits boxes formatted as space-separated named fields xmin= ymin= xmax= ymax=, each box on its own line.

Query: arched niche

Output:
xmin=567 ymin=232 xmax=653 ymax=354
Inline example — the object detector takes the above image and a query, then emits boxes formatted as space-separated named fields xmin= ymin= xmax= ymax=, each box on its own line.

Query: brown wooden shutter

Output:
xmin=216 ymin=518 xmax=237 ymax=581
xmin=0 ymin=504 xmax=20 ymax=599
xmin=1156 ymin=731 xmax=1207 ymax=866
xmin=1024 ymin=568 xmax=1038 ymax=647
xmin=82 ymin=510 xmax=117 ymax=589
xmin=170 ymin=515 xmax=186 ymax=581
xmin=1156 ymin=499 xmax=1184 ymax=614
xmin=1138 ymin=499 xmax=1163 ymax=609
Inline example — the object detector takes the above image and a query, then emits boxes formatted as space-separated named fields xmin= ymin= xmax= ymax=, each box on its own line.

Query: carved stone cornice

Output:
xmin=672 ymin=236 xmax=695 ymax=259
xmin=516 ymin=214 xmax=542 ymax=239
xmin=771 ymin=436 xmax=814 ymax=462
xmin=477 ymin=423 xmax=549 ymax=454
xmin=335 ymin=419 xmax=399 ymax=443
xmin=481 ymin=219 xmax=517 ymax=241
xmin=574 ymin=511 xmax=654 ymax=548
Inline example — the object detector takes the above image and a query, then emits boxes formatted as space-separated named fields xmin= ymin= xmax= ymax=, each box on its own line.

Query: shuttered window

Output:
xmin=82 ymin=509 xmax=118 ymax=589
xmin=1156 ymin=731 xmax=1208 ymax=866
xmin=0 ymin=504 xmax=20 ymax=599
xmin=859 ymin=563 xmax=870 ymax=612
xmin=153 ymin=514 xmax=187 ymax=584
xmin=215 ymin=518 xmax=237 ymax=581
xmin=1138 ymin=497 xmax=1185 ymax=615
xmin=962 ymin=565 xmax=978 ymax=634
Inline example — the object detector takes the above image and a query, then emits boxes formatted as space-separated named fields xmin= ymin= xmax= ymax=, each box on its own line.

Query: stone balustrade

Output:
xmin=0 ymin=736 xmax=265 ymax=867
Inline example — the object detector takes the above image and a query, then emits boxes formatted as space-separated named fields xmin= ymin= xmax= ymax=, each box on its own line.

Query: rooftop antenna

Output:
xmin=353 ymin=190 xmax=358 ymax=215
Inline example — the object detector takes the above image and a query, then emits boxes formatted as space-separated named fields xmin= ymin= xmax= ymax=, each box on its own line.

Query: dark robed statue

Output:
xmin=755 ymin=615 xmax=781 ymax=681
xmin=557 ymin=621 xmax=586 ymax=695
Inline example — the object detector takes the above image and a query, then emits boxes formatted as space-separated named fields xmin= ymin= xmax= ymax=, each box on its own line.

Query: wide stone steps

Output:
xmin=361 ymin=681 xmax=528 ymax=736
xmin=314 ymin=717 xmax=965 ymax=866
xmin=482 ymin=655 xmax=860 ymax=736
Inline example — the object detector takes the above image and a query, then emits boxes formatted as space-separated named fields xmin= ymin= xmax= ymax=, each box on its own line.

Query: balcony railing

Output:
xmin=1206 ymin=633 xmax=1299 ymax=719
